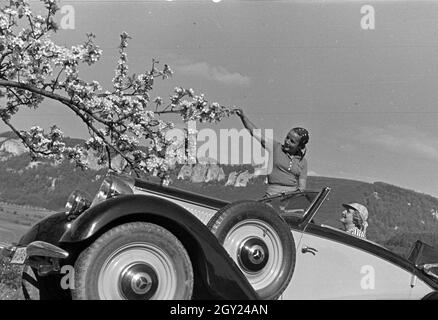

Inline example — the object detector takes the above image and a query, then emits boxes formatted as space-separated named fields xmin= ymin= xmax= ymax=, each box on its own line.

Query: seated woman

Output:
xmin=340 ymin=203 xmax=369 ymax=238
xmin=235 ymin=108 xmax=310 ymax=197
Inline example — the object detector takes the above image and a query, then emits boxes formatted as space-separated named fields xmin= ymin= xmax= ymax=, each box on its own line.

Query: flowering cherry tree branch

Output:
xmin=0 ymin=0 xmax=239 ymax=183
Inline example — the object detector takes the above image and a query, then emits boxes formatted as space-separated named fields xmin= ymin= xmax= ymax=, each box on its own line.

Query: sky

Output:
xmin=2 ymin=0 xmax=438 ymax=197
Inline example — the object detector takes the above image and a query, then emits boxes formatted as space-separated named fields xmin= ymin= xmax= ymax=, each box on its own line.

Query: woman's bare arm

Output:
xmin=235 ymin=108 xmax=274 ymax=151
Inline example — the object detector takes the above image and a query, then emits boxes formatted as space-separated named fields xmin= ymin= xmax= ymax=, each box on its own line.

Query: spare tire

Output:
xmin=207 ymin=200 xmax=295 ymax=300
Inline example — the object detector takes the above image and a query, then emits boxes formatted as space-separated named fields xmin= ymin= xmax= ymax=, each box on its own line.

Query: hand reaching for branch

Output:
xmin=233 ymin=108 xmax=244 ymax=118
xmin=233 ymin=108 xmax=271 ymax=150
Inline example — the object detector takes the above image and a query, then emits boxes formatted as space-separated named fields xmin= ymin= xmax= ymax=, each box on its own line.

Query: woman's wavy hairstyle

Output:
xmin=291 ymin=127 xmax=309 ymax=159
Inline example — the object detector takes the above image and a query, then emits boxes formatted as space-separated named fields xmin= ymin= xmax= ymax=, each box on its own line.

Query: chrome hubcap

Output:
xmin=223 ymin=219 xmax=283 ymax=292
xmin=119 ymin=264 xmax=158 ymax=300
xmin=98 ymin=243 xmax=178 ymax=300
xmin=238 ymin=238 xmax=269 ymax=272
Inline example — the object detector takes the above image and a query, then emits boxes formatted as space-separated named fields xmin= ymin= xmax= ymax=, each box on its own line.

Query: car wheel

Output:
xmin=72 ymin=222 xmax=193 ymax=300
xmin=207 ymin=200 xmax=296 ymax=300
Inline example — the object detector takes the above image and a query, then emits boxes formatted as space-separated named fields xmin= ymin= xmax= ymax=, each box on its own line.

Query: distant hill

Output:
xmin=172 ymin=174 xmax=438 ymax=256
xmin=1 ymin=131 xmax=437 ymax=257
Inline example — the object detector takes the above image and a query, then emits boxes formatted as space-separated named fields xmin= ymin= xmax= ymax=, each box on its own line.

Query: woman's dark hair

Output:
xmin=291 ymin=127 xmax=309 ymax=159
xmin=292 ymin=127 xmax=309 ymax=148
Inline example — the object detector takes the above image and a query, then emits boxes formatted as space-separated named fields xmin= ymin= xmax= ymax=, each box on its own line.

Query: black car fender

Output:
xmin=16 ymin=212 xmax=79 ymax=300
xmin=19 ymin=212 xmax=71 ymax=247
xmin=60 ymin=194 xmax=259 ymax=300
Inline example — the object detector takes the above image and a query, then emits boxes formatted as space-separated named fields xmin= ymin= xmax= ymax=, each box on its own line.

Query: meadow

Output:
xmin=0 ymin=202 xmax=53 ymax=300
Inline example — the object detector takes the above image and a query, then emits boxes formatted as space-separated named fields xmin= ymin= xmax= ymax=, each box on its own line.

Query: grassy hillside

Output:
xmin=0 ymin=154 xmax=106 ymax=211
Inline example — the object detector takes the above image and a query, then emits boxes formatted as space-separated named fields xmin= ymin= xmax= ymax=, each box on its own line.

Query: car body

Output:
xmin=1 ymin=172 xmax=438 ymax=300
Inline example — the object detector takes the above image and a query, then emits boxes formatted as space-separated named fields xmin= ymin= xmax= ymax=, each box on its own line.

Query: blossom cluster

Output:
xmin=0 ymin=0 xmax=237 ymax=182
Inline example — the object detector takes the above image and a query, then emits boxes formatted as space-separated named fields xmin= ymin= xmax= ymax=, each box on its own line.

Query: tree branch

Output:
xmin=51 ymin=66 xmax=65 ymax=92
xmin=0 ymin=79 xmax=137 ymax=172
xmin=0 ymin=116 xmax=51 ymax=157
xmin=0 ymin=78 xmax=113 ymax=125
xmin=0 ymin=79 xmax=72 ymax=105
xmin=155 ymin=110 xmax=181 ymax=115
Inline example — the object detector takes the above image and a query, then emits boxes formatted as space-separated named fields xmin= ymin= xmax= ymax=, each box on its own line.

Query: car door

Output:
xmin=282 ymin=224 xmax=433 ymax=299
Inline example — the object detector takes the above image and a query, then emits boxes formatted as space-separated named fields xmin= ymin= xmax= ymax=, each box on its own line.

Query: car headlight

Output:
xmin=65 ymin=190 xmax=92 ymax=220
xmin=91 ymin=173 xmax=134 ymax=207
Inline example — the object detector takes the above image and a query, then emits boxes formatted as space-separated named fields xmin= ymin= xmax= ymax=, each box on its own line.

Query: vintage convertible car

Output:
xmin=1 ymin=172 xmax=438 ymax=300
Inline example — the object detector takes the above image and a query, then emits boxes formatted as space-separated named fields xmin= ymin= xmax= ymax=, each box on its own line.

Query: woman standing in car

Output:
xmin=235 ymin=109 xmax=309 ymax=197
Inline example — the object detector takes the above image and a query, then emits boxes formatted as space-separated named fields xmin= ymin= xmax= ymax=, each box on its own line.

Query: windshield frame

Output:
xmin=259 ymin=187 xmax=331 ymax=226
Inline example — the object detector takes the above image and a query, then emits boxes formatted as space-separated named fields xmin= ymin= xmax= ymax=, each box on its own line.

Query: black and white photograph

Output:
xmin=0 ymin=0 xmax=438 ymax=302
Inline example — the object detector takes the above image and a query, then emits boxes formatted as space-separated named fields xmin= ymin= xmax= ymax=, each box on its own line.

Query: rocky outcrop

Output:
xmin=225 ymin=171 xmax=239 ymax=186
xmin=0 ymin=139 xmax=27 ymax=158
xmin=234 ymin=170 xmax=254 ymax=187
xmin=205 ymin=164 xmax=225 ymax=182
xmin=190 ymin=163 xmax=209 ymax=183
xmin=82 ymin=151 xmax=106 ymax=171
xmin=177 ymin=163 xmax=226 ymax=183
xmin=177 ymin=164 xmax=193 ymax=180
xmin=25 ymin=161 xmax=43 ymax=170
